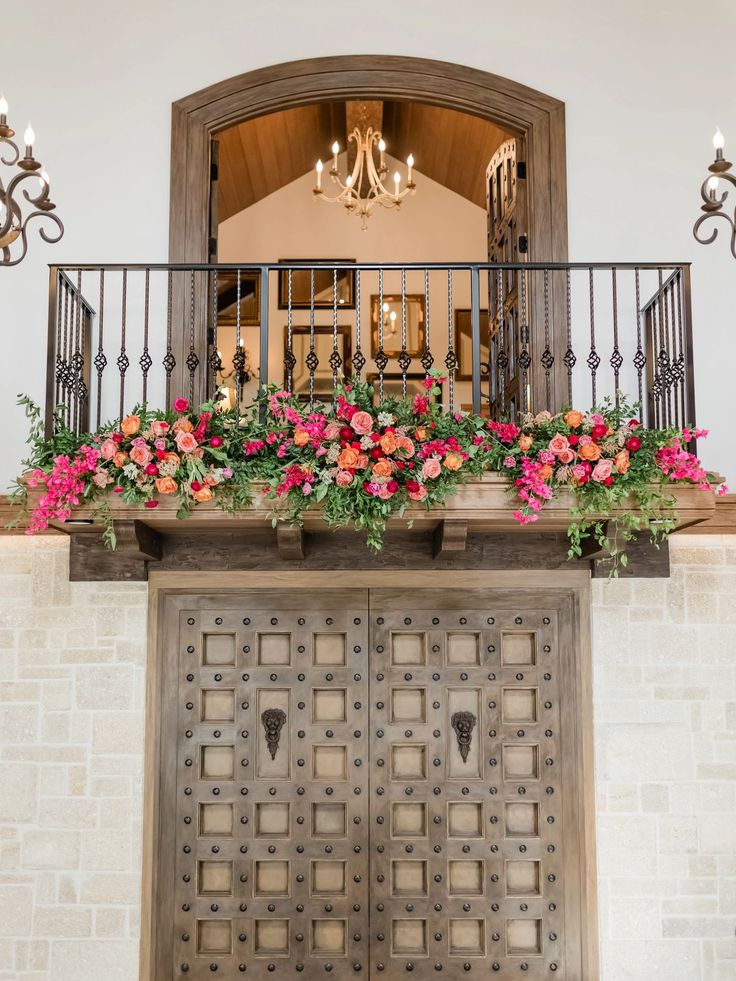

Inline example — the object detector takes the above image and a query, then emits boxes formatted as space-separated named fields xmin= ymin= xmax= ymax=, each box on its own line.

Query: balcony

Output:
xmin=33 ymin=259 xmax=716 ymax=580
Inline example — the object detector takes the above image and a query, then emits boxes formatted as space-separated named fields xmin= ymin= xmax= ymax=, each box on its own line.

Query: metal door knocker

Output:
xmin=261 ymin=708 xmax=287 ymax=760
xmin=451 ymin=711 xmax=476 ymax=763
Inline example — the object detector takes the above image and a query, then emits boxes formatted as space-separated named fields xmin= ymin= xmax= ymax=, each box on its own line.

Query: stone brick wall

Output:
xmin=0 ymin=534 xmax=734 ymax=979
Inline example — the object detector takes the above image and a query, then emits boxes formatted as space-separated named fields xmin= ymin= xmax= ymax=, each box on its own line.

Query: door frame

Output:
xmin=140 ymin=570 xmax=597 ymax=980
xmin=169 ymin=55 xmax=567 ymax=264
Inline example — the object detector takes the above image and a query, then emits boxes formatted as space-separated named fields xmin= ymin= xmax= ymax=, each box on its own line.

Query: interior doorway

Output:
xmin=144 ymin=575 xmax=598 ymax=980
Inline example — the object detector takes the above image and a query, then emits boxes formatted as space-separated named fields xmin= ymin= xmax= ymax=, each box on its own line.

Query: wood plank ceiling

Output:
xmin=216 ymin=101 xmax=511 ymax=222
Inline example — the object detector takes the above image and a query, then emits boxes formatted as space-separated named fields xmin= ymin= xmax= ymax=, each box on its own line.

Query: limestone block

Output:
xmin=75 ymin=665 xmax=135 ymax=710
xmin=0 ymin=884 xmax=33 ymax=936
xmin=21 ymin=830 xmax=80 ymax=870
xmin=33 ymin=905 xmax=92 ymax=937
xmin=80 ymin=831 xmax=132 ymax=872
xmin=0 ymin=764 xmax=37 ymax=822
xmin=50 ymin=939 xmax=139 ymax=981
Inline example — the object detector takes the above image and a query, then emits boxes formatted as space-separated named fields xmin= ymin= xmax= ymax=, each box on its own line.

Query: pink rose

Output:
xmin=324 ymin=422 xmax=341 ymax=440
xmin=173 ymin=398 xmax=189 ymax=413
xmin=558 ymin=448 xmax=576 ymax=464
xmin=591 ymin=459 xmax=614 ymax=482
xmin=571 ymin=463 xmax=588 ymax=480
xmin=548 ymin=433 xmax=570 ymax=456
xmin=408 ymin=485 xmax=427 ymax=502
xmin=100 ymin=439 xmax=117 ymax=460
xmin=336 ymin=470 xmax=354 ymax=486
xmin=421 ymin=457 xmax=442 ymax=481
xmin=175 ymin=431 xmax=198 ymax=454
xmin=378 ymin=484 xmax=395 ymax=500
xmin=533 ymin=410 xmax=553 ymax=424
xmin=302 ymin=482 xmax=313 ymax=496
xmin=396 ymin=436 xmax=415 ymax=458
xmin=129 ymin=444 xmax=152 ymax=466
xmin=92 ymin=470 xmax=112 ymax=488
xmin=350 ymin=411 xmax=374 ymax=436
xmin=151 ymin=420 xmax=170 ymax=437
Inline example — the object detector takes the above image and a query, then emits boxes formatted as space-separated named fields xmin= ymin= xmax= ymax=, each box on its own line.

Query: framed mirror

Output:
xmin=286 ymin=325 xmax=353 ymax=400
xmin=278 ymin=261 xmax=356 ymax=310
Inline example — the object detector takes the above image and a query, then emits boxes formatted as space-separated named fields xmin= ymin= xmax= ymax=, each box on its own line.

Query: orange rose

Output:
xmin=539 ymin=464 xmax=554 ymax=481
xmin=372 ymin=459 xmax=393 ymax=478
xmin=112 ymin=451 xmax=128 ymax=468
xmin=163 ymin=452 xmax=180 ymax=468
xmin=355 ymin=454 xmax=369 ymax=469
xmin=614 ymin=449 xmax=630 ymax=474
xmin=414 ymin=426 xmax=428 ymax=442
xmin=293 ymin=428 xmax=310 ymax=447
xmin=564 ymin=410 xmax=583 ymax=428
xmin=443 ymin=452 xmax=463 ymax=471
xmin=193 ymin=486 xmax=213 ymax=503
xmin=578 ymin=441 xmax=602 ymax=462
xmin=380 ymin=432 xmax=398 ymax=455
xmin=396 ymin=436 xmax=415 ymax=458
xmin=120 ymin=414 xmax=140 ymax=436
xmin=155 ymin=476 xmax=178 ymax=495
xmin=518 ymin=434 xmax=533 ymax=452
xmin=337 ymin=447 xmax=359 ymax=469
xmin=173 ymin=417 xmax=194 ymax=433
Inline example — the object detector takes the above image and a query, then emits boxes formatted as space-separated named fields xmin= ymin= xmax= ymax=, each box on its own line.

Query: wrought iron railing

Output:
xmin=44 ymin=261 xmax=696 ymax=436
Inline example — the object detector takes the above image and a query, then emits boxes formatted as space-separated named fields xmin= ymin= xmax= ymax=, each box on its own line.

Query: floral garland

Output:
xmin=13 ymin=373 xmax=726 ymax=566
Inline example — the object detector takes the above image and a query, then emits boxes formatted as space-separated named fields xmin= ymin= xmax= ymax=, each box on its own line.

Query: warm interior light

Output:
xmin=24 ymin=122 xmax=35 ymax=147
xmin=393 ymin=171 xmax=400 ymax=189
xmin=316 ymin=159 xmax=323 ymax=172
xmin=707 ymin=175 xmax=720 ymax=194
xmin=382 ymin=302 xmax=389 ymax=313
xmin=407 ymin=154 xmax=414 ymax=167
xmin=346 ymin=175 xmax=353 ymax=187
xmin=378 ymin=138 xmax=386 ymax=152
xmin=332 ymin=141 xmax=340 ymax=155
xmin=713 ymin=128 xmax=725 ymax=151
xmin=0 ymin=95 xmax=7 ymax=116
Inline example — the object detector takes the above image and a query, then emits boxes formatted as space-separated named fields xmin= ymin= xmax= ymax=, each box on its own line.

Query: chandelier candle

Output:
xmin=693 ymin=126 xmax=736 ymax=258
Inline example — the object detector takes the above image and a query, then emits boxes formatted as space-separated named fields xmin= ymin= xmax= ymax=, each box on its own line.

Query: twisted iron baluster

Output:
xmin=163 ymin=269 xmax=174 ymax=408
xmin=309 ymin=268 xmax=316 ymax=406
xmin=399 ymin=266 xmax=409 ymax=398
xmin=610 ymin=267 xmax=622 ymax=410
xmin=94 ymin=270 xmax=105 ymax=429
xmin=445 ymin=269 xmax=457 ymax=412
xmin=141 ymin=268 xmax=151 ymax=405
xmin=633 ymin=268 xmax=645 ymax=409
xmin=352 ymin=269 xmax=364 ymax=380
xmin=587 ymin=268 xmax=598 ymax=407
xmin=117 ymin=269 xmax=128 ymax=422
xmin=285 ymin=269 xmax=294 ymax=393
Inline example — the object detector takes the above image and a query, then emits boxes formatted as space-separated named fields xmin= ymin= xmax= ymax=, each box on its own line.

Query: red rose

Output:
xmin=577 ymin=475 xmax=589 ymax=484
xmin=145 ymin=464 xmax=159 ymax=476
xmin=210 ymin=436 xmax=223 ymax=448
xmin=406 ymin=480 xmax=420 ymax=493
xmin=339 ymin=427 xmax=353 ymax=441
xmin=628 ymin=419 xmax=640 ymax=429
xmin=603 ymin=476 xmax=614 ymax=487
xmin=625 ymin=436 xmax=641 ymax=452
xmin=591 ymin=424 xmax=608 ymax=440
xmin=568 ymin=434 xmax=579 ymax=446
xmin=371 ymin=433 xmax=381 ymax=443
xmin=191 ymin=480 xmax=203 ymax=492
xmin=370 ymin=448 xmax=383 ymax=460
xmin=173 ymin=398 xmax=189 ymax=413
xmin=144 ymin=500 xmax=159 ymax=509
xmin=113 ymin=486 xmax=124 ymax=494
xmin=111 ymin=433 xmax=123 ymax=444
xmin=396 ymin=461 xmax=405 ymax=471
xmin=387 ymin=481 xmax=399 ymax=493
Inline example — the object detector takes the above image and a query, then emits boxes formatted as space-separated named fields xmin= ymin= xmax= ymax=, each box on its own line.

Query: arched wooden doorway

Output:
xmin=169 ymin=55 xmax=567 ymax=264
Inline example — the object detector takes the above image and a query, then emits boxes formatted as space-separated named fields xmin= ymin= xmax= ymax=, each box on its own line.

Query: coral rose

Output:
xmin=518 ymin=434 xmax=533 ymax=452
xmin=355 ymin=454 xmax=369 ymax=469
xmin=558 ymin=448 xmax=576 ymax=464
xmin=533 ymin=410 xmax=553 ymax=424
xmin=337 ymin=447 xmax=359 ymax=469
xmin=173 ymin=417 xmax=194 ymax=433
xmin=396 ymin=436 xmax=415 ymax=458
xmin=129 ymin=444 xmax=153 ymax=466
xmin=112 ymin=451 xmax=128 ymax=468
xmin=443 ymin=452 xmax=463 ymax=471
xmin=578 ymin=441 xmax=602 ymax=462
xmin=538 ymin=464 xmax=554 ymax=481
xmin=380 ymin=432 xmax=398 ymax=455
xmin=421 ymin=457 xmax=442 ymax=480
xmin=324 ymin=422 xmax=341 ymax=440
xmin=92 ymin=471 xmax=112 ymax=489
xmin=335 ymin=470 xmax=354 ymax=487
xmin=548 ymin=433 xmax=570 ymax=456
xmin=155 ymin=476 xmax=178 ymax=495
xmin=162 ymin=452 xmax=180 ymax=468
xmin=175 ymin=431 xmax=198 ymax=454
xmin=120 ymin=414 xmax=140 ymax=436
xmin=614 ymin=449 xmax=630 ymax=474
xmin=408 ymin=485 xmax=428 ymax=502
xmin=100 ymin=439 xmax=117 ymax=460
xmin=151 ymin=420 xmax=170 ymax=437
xmin=564 ymin=410 xmax=583 ymax=428
xmin=293 ymin=428 xmax=310 ymax=447
xmin=193 ymin=486 xmax=213 ymax=503
xmin=414 ymin=426 xmax=428 ymax=442
xmin=592 ymin=459 xmax=614 ymax=482
xmin=350 ymin=411 xmax=374 ymax=436
xmin=372 ymin=458 xmax=393 ymax=478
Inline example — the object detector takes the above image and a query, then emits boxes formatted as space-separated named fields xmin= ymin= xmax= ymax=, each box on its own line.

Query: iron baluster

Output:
xmin=208 ymin=268 xmax=221 ymax=398
xmin=445 ymin=268 xmax=457 ymax=412
xmin=233 ymin=269 xmax=244 ymax=413
xmin=376 ymin=267 xmax=386 ymax=401
xmin=54 ymin=273 xmax=63 ymax=409
xmin=496 ymin=268 xmax=506 ymax=414
xmin=675 ymin=271 xmax=686 ymax=426
xmin=61 ymin=277 xmax=70 ymax=419
xmin=633 ymin=268 xmax=645 ymax=410
xmin=519 ymin=266 xmax=531 ymax=414
xmin=117 ymin=268 xmax=128 ymax=422
xmin=308 ymin=268 xmax=316 ymax=406
xmin=352 ymin=269 xmax=365 ymax=379
xmin=399 ymin=266 xmax=409 ymax=397
xmin=186 ymin=269 xmax=199 ymax=405
xmin=587 ymin=268 xmax=599 ymax=407
xmin=163 ymin=269 xmax=175 ymax=408
xmin=331 ymin=267 xmax=340 ymax=389
xmin=140 ymin=268 xmax=152 ymax=405
xmin=421 ymin=267 xmax=433 ymax=374
xmin=563 ymin=268 xmax=575 ymax=408
xmin=541 ymin=268 xmax=553 ymax=409
xmin=258 ymin=266 xmax=270 ymax=425
xmin=285 ymin=269 xmax=295 ymax=392
xmin=94 ymin=269 xmax=106 ymax=429
xmin=610 ymin=267 xmax=623 ymax=410
xmin=470 ymin=265 xmax=482 ymax=414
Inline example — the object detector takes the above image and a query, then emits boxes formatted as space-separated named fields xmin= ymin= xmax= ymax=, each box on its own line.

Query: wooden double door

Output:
xmin=153 ymin=586 xmax=594 ymax=979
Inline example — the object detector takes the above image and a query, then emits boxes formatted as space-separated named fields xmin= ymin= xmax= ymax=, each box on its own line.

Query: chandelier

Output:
xmin=0 ymin=95 xmax=63 ymax=267
xmin=313 ymin=127 xmax=416 ymax=230
xmin=693 ymin=127 xmax=736 ymax=258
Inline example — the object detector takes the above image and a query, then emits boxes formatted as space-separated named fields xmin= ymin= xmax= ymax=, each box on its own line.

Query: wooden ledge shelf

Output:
xmin=17 ymin=476 xmax=717 ymax=582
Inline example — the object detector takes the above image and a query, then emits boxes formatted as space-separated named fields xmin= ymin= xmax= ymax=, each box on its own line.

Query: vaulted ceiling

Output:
xmin=215 ymin=101 xmax=511 ymax=222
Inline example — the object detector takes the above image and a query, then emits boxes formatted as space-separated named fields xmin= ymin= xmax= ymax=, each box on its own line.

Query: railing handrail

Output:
xmin=48 ymin=260 xmax=693 ymax=273
xmin=640 ymin=268 xmax=683 ymax=313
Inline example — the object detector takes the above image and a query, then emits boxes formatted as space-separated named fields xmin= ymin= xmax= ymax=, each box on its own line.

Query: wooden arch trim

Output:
xmin=169 ymin=54 xmax=568 ymax=263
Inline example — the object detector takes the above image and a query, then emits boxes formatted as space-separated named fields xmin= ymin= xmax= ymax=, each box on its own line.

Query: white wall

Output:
xmin=217 ymin=154 xmax=487 ymax=407
xmin=2 ymin=0 xmax=735 ymax=481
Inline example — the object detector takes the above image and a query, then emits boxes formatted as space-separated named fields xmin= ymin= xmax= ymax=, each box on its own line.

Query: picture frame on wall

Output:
xmin=277 ymin=261 xmax=356 ymax=310
xmin=370 ymin=294 xmax=426 ymax=358
xmin=454 ymin=308 xmax=491 ymax=381
xmin=217 ymin=269 xmax=261 ymax=326
xmin=286 ymin=325 xmax=353 ymax=400
xmin=367 ymin=372 xmax=427 ymax=404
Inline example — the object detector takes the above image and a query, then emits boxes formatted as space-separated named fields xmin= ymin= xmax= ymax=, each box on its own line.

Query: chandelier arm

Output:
xmin=0 ymin=168 xmax=53 ymax=241
xmin=1 ymin=210 xmax=64 ymax=267
xmin=0 ymin=136 xmax=20 ymax=167
xmin=699 ymin=172 xmax=736 ymax=208
xmin=693 ymin=210 xmax=736 ymax=258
